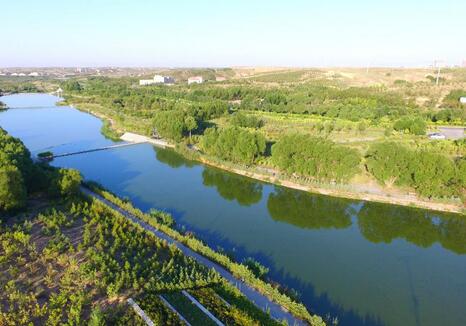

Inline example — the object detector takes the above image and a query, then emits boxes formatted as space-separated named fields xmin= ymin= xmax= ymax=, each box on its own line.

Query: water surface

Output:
xmin=1 ymin=94 xmax=465 ymax=326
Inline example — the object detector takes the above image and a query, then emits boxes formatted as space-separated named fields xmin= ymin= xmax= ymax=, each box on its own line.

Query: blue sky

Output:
xmin=2 ymin=0 xmax=465 ymax=67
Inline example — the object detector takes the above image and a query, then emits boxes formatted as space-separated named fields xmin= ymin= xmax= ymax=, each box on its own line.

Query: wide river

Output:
xmin=1 ymin=94 xmax=465 ymax=326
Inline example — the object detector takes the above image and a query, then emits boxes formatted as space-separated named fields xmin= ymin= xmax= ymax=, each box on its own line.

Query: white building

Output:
xmin=28 ymin=72 xmax=39 ymax=77
xmin=139 ymin=79 xmax=155 ymax=86
xmin=460 ymin=96 xmax=466 ymax=104
xmin=188 ymin=76 xmax=203 ymax=84
xmin=140 ymin=75 xmax=174 ymax=86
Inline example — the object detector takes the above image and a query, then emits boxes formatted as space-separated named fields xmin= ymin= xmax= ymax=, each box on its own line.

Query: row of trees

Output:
xmin=271 ymin=134 xmax=361 ymax=182
xmin=366 ymin=142 xmax=465 ymax=198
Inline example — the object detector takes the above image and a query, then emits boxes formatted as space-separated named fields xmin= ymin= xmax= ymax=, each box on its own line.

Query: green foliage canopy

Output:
xmin=201 ymin=127 xmax=266 ymax=164
xmin=271 ymin=134 xmax=361 ymax=182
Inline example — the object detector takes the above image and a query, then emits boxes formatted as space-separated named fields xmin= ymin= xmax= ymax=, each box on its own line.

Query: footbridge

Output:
xmin=40 ymin=141 xmax=146 ymax=159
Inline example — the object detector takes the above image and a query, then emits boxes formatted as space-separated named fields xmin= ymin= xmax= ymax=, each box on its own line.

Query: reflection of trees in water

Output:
xmin=267 ymin=187 xmax=353 ymax=229
xmin=358 ymin=202 xmax=466 ymax=254
xmin=266 ymin=187 xmax=465 ymax=254
xmin=202 ymin=169 xmax=263 ymax=206
xmin=155 ymin=148 xmax=196 ymax=168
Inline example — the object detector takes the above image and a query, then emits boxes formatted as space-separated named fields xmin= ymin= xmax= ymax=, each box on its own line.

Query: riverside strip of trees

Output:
xmin=8 ymin=73 xmax=466 ymax=204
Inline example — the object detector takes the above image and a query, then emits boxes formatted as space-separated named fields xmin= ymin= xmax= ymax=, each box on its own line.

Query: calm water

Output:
xmin=1 ymin=94 xmax=465 ymax=326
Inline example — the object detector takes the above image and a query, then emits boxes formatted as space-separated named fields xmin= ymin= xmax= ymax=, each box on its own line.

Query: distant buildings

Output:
xmin=139 ymin=75 xmax=175 ymax=86
xmin=188 ymin=76 xmax=203 ymax=85
xmin=28 ymin=72 xmax=39 ymax=77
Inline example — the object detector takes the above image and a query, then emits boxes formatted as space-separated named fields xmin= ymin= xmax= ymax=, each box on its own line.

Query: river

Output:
xmin=1 ymin=93 xmax=465 ymax=326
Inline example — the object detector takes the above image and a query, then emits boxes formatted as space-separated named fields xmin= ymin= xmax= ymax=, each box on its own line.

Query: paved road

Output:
xmin=80 ymin=186 xmax=308 ymax=326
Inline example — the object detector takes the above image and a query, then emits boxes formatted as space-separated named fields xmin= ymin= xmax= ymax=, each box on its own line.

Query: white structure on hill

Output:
xmin=139 ymin=75 xmax=174 ymax=86
xmin=188 ymin=76 xmax=203 ymax=84
xmin=460 ymin=96 xmax=466 ymax=104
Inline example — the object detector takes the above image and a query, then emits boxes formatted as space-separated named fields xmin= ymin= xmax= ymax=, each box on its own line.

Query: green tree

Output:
xmin=271 ymin=134 xmax=360 ymax=182
xmin=200 ymin=127 xmax=266 ymax=164
xmin=365 ymin=142 xmax=413 ymax=187
xmin=411 ymin=151 xmax=457 ymax=198
xmin=393 ymin=117 xmax=426 ymax=135
xmin=184 ymin=115 xmax=197 ymax=142
xmin=49 ymin=169 xmax=82 ymax=198
xmin=0 ymin=165 xmax=27 ymax=212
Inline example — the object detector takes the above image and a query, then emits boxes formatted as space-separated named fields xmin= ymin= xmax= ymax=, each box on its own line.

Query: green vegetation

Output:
xmin=0 ymin=129 xmax=303 ymax=325
xmin=85 ymin=182 xmax=324 ymax=325
xmin=0 ymin=127 xmax=36 ymax=211
xmin=442 ymin=89 xmax=466 ymax=109
xmin=38 ymin=151 xmax=53 ymax=158
xmin=163 ymin=292 xmax=217 ymax=325
xmin=393 ymin=116 xmax=426 ymax=135
xmin=271 ymin=134 xmax=361 ymax=182
xmin=201 ymin=127 xmax=266 ymax=164
xmin=100 ymin=120 xmax=122 ymax=141
xmin=5 ymin=68 xmax=466 ymax=207
xmin=230 ymin=111 xmax=263 ymax=128
xmin=366 ymin=142 xmax=464 ymax=198
xmin=153 ymin=110 xmax=198 ymax=141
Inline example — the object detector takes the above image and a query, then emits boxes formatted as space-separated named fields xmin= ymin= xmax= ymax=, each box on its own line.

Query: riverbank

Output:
xmin=81 ymin=185 xmax=323 ymax=325
xmin=66 ymin=100 xmax=464 ymax=215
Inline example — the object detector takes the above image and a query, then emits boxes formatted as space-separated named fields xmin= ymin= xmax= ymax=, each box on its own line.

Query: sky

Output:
xmin=1 ymin=0 xmax=465 ymax=67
